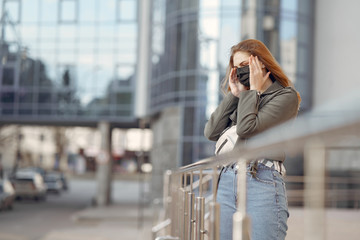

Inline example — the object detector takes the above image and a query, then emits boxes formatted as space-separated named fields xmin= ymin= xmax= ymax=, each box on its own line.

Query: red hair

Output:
xmin=221 ymin=39 xmax=301 ymax=105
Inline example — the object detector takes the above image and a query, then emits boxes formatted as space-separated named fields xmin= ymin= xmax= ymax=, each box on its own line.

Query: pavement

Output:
xmin=36 ymin=205 xmax=360 ymax=240
xmin=38 ymin=204 xmax=153 ymax=240
xmin=21 ymin=174 xmax=359 ymax=240
xmin=36 ymin=174 xmax=154 ymax=240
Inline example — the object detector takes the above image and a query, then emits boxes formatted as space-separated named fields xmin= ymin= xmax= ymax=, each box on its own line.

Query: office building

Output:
xmin=148 ymin=0 xmax=315 ymax=196
xmin=0 ymin=0 xmax=140 ymax=127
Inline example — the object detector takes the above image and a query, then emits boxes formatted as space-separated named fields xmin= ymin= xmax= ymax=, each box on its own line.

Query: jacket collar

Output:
xmin=261 ymin=80 xmax=284 ymax=95
xmin=229 ymin=80 xmax=285 ymax=123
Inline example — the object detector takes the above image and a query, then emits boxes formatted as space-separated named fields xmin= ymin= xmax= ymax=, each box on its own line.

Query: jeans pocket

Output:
xmin=252 ymin=169 xmax=275 ymax=185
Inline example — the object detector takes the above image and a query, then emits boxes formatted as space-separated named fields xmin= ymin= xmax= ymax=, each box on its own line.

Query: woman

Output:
xmin=204 ymin=39 xmax=301 ymax=240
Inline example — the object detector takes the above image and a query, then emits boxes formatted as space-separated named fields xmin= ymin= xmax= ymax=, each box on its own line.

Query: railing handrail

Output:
xmin=154 ymin=93 xmax=360 ymax=240
xmin=173 ymin=104 xmax=360 ymax=175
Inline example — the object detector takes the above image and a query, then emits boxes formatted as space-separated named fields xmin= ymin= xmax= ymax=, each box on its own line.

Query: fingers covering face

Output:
xmin=249 ymin=55 xmax=263 ymax=72
xmin=229 ymin=67 xmax=237 ymax=83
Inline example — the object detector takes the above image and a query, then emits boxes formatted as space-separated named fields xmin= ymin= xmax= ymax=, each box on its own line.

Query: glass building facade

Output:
xmin=0 ymin=0 xmax=139 ymax=127
xmin=149 ymin=0 xmax=313 ymax=166
xmin=240 ymin=0 xmax=313 ymax=112
xmin=1 ymin=0 xmax=314 ymax=166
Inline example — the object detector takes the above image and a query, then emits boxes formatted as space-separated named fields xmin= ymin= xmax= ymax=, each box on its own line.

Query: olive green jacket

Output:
xmin=204 ymin=80 xmax=299 ymax=162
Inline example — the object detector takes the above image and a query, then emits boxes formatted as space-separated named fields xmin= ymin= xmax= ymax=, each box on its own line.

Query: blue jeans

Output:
xmin=216 ymin=163 xmax=289 ymax=240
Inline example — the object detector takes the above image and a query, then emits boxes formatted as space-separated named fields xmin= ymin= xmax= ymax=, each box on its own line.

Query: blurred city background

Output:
xmin=0 ymin=0 xmax=359 ymax=240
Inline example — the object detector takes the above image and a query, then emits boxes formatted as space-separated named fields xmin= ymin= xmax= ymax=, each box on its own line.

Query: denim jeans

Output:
xmin=216 ymin=163 xmax=289 ymax=240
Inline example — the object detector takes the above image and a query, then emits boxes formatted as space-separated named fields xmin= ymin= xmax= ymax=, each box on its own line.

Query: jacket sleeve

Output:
xmin=204 ymin=92 xmax=239 ymax=141
xmin=236 ymin=88 xmax=299 ymax=139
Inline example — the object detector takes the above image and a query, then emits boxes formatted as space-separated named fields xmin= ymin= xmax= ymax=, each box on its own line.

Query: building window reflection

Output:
xmin=2 ymin=67 xmax=14 ymax=86
xmin=115 ymin=64 xmax=134 ymax=85
xmin=116 ymin=0 xmax=137 ymax=22
xmin=3 ymin=0 xmax=21 ymax=24
xmin=58 ymin=0 xmax=79 ymax=24
xmin=0 ymin=0 xmax=138 ymax=122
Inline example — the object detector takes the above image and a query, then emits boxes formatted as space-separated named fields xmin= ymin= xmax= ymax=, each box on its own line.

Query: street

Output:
xmin=0 ymin=178 xmax=146 ymax=240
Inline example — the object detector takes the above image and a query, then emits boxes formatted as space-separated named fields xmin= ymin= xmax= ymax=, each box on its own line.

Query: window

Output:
xmin=58 ymin=0 xmax=78 ymax=23
xmin=42 ymin=0 xmax=57 ymax=23
xmin=1 ymin=90 xmax=15 ymax=103
xmin=79 ymin=0 xmax=96 ymax=23
xmin=3 ymin=0 xmax=21 ymax=23
xmin=115 ymin=64 xmax=134 ymax=85
xmin=21 ymin=0 xmax=38 ymax=23
xmin=2 ymin=67 xmax=15 ymax=86
xmin=116 ymin=0 xmax=137 ymax=22
xmin=19 ymin=90 xmax=33 ymax=103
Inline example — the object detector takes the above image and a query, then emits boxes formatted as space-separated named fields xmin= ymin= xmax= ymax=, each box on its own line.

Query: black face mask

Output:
xmin=236 ymin=65 xmax=250 ymax=88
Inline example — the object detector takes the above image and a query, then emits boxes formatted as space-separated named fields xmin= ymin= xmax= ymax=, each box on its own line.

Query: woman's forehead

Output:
xmin=233 ymin=51 xmax=250 ymax=64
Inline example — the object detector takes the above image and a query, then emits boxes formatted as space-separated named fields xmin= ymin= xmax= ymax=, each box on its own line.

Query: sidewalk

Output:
xmin=39 ymin=176 xmax=154 ymax=240
xmin=39 ymin=203 xmax=153 ymax=240
xmin=36 ymin=174 xmax=360 ymax=240
xmin=39 ymin=205 xmax=360 ymax=240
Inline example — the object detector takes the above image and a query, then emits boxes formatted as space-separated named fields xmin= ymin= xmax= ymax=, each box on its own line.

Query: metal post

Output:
xmin=190 ymin=172 xmax=193 ymax=192
xmin=183 ymin=188 xmax=190 ymax=240
xmin=186 ymin=171 xmax=195 ymax=240
xmin=170 ymin=174 xmax=179 ymax=236
xmin=304 ymin=139 xmax=326 ymax=240
xmin=236 ymin=159 xmax=247 ymax=213
xmin=195 ymin=168 xmax=206 ymax=240
xmin=209 ymin=202 xmax=220 ymax=240
xmin=233 ymin=158 xmax=251 ymax=240
xmin=209 ymin=166 xmax=220 ymax=240
xmin=187 ymin=191 xmax=195 ymax=240
xmin=199 ymin=169 xmax=203 ymax=196
xmin=163 ymin=170 xmax=172 ymax=221
xmin=195 ymin=196 xmax=206 ymax=240
xmin=178 ymin=187 xmax=185 ymax=240
xmin=178 ymin=175 xmax=185 ymax=240
xmin=212 ymin=166 xmax=218 ymax=201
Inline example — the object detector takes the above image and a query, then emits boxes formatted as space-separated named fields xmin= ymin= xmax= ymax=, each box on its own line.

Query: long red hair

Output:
xmin=221 ymin=39 xmax=301 ymax=105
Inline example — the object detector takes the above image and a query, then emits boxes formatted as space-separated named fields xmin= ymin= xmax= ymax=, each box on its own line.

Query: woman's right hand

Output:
xmin=229 ymin=67 xmax=248 ymax=97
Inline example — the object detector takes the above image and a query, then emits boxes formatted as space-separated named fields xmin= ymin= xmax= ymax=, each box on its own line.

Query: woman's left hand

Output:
xmin=249 ymin=55 xmax=271 ymax=92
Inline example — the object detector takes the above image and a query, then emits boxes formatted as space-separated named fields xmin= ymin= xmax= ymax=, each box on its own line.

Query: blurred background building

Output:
xmin=148 ymin=0 xmax=314 ymax=196
xmin=0 ymin=0 xmax=147 ymax=169
xmin=1 ymin=0 xmax=360 ymax=203
xmin=0 ymin=0 xmax=151 ymax=205
xmin=0 ymin=0 xmax=141 ymax=124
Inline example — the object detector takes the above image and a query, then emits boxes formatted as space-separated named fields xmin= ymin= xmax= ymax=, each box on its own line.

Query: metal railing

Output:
xmin=152 ymin=93 xmax=360 ymax=240
xmin=285 ymin=175 xmax=360 ymax=208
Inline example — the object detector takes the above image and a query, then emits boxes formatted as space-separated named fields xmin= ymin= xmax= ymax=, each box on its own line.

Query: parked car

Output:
xmin=11 ymin=171 xmax=47 ymax=201
xmin=44 ymin=172 xmax=63 ymax=194
xmin=17 ymin=167 xmax=46 ymax=178
xmin=0 ymin=179 xmax=15 ymax=210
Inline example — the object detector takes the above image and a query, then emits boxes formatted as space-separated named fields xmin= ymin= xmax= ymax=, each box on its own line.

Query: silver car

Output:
xmin=44 ymin=172 xmax=63 ymax=194
xmin=12 ymin=171 xmax=47 ymax=201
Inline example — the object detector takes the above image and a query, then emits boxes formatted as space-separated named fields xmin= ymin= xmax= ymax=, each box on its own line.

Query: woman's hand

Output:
xmin=229 ymin=67 xmax=248 ymax=97
xmin=249 ymin=55 xmax=271 ymax=92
